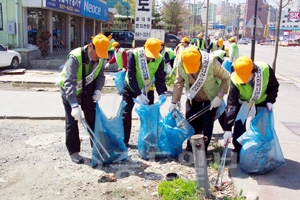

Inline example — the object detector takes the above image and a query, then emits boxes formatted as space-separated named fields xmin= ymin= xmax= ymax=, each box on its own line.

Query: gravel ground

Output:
xmin=0 ymin=118 xmax=239 ymax=200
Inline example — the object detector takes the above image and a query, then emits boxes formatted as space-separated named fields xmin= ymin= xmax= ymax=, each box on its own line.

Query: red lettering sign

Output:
xmin=288 ymin=12 xmax=300 ymax=19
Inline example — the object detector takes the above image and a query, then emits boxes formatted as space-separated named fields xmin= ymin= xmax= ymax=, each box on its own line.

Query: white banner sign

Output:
xmin=135 ymin=0 xmax=152 ymax=40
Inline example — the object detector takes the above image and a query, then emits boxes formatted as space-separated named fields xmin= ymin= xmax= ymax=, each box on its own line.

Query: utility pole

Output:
xmin=205 ymin=0 xmax=209 ymax=47
xmin=250 ymin=0 xmax=258 ymax=61
xmin=272 ymin=0 xmax=283 ymax=73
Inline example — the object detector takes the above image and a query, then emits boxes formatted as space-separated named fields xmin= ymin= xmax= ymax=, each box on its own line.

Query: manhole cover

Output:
xmin=282 ymin=122 xmax=300 ymax=136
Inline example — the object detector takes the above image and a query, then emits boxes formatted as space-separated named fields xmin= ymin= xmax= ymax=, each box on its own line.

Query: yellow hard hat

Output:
xmin=217 ymin=38 xmax=224 ymax=46
xmin=233 ymin=56 xmax=254 ymax=84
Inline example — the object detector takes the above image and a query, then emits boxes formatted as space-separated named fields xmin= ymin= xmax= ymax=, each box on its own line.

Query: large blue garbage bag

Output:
xmin=160 ymin=109 xmax=195 ymax=157
xmin=114 ymin=71 xmax=126 ymax=94
xmin=237 ymin=108 xmax=286 ymax=175
xmin=135 ymin=96 xmax=194 ymax=159
xmin=91 ymin=100 xmax=128 ymax=167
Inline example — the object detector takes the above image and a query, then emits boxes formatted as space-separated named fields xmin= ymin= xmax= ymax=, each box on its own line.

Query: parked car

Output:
xmin=0 ymin=44 xmax=22 ymax=68
xmin=237 ymin=38 xmax=249 ymax=45
xmin=279 ymin=39 xmax=299 ymax=47
xmin=104 ymin=31 xmax=134 ymax=49
xmin=164 ymin=33 xmax=180 ymax=49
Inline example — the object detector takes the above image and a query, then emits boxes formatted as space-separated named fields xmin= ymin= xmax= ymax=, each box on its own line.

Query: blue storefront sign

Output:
xmin=45 ymin=0 xmax=108 ymax=22
xmin=46 ymin=0 xmax=81 ymax=15
xmin=81 ymin=0 xmax=108 ymax=21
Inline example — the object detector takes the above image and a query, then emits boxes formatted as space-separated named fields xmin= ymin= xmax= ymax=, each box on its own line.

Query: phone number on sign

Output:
xmin=135 ymin=32 xmax=151 ymax=38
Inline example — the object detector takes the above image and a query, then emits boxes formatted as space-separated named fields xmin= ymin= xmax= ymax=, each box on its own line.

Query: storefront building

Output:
xmin=0 ymin=0 xmax=110 ymax=53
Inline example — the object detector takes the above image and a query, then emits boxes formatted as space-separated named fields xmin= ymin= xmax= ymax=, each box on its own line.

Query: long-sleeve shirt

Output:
xmin=126 ymin=50 xmax=166 ymax=96
xmin=224 ymin=65 xmax=279 ymax=131
xmin=171 ymin=58 xmax=230 ymax=103
xmin=108 ymin=49 xmax=128 ymax=70
xmin=61 ymin=50 xmax=105 ymax=106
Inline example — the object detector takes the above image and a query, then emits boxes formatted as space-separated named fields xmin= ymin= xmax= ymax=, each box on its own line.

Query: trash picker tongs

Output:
xmin=215 ymin=142 xmax=228 ymax=190
xmin=186 ymin=104 xmax=211 ymax=123
xmin=81 ymin=118 xmax=110 ymax=161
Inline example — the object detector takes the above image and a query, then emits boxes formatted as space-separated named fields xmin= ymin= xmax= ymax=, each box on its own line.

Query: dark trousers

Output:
xmin=61 ymin=84 xmax=96 ymax=155
xmin=185 ymin=99 xmax=217 ymax=152
xmin=122 ymin=84 xmax=154 ymax=145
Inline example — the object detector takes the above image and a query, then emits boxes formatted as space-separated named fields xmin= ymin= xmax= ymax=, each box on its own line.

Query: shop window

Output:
xmin=27 ymin=9 xmax=47 ymax=45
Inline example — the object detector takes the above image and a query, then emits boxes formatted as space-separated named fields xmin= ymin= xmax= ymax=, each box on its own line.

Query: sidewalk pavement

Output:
xmin=0 ymin=68 xmax=300 ymax=199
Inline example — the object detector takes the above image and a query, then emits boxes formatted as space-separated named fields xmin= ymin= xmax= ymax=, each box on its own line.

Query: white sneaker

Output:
xmin=70 ymin=152 xmax=84 ymax=164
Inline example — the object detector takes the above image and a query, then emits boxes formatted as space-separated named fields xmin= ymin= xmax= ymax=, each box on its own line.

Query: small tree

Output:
xmin=36 ymin=29 xmax=51 ymax=59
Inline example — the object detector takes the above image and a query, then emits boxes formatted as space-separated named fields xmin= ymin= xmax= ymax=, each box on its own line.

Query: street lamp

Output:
xmin=205 ymin=0 xmax=209 ymax=46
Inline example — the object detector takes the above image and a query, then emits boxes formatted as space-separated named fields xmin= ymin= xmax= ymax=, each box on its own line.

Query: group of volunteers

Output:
xmin=58 ymin=32 xmax=279 ymax=164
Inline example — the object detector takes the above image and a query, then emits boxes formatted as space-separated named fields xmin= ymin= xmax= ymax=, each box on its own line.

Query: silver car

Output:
xmin=237 ymin=38 xmax=249 ymax=45
xmin=0 ymin=44 xmax=22 ymax=68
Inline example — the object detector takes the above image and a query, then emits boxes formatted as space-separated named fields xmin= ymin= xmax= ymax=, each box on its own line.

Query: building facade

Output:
xmin=0 ymin=0 xmax=110 ymax=53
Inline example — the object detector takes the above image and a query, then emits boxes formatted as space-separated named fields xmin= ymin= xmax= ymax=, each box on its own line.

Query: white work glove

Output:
xmin=137 ymin=94 xmax=149 ymax=105
xmin=223 ymin=131 xmax=232 ymax=145
xmin=104 ymin=63 xmax=110 ymax=68
xmin=71 ymin=106 xmax=82 ymax=121
xmin=122 ymin=68 xmax=127 ymax=72
xmin=92 ymin=90 xmax=101 ymax=103
xmin=210 ymin=96 xmax=222 ymax=110
xmin=266 ymin=102 xmax=273 ymax=111
xmin=168 ymin=103 xmax=176 ymax=113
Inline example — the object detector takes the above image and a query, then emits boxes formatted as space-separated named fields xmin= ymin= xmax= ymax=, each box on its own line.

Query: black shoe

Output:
xmin=70 ymin=152 xmax=84 ymax=164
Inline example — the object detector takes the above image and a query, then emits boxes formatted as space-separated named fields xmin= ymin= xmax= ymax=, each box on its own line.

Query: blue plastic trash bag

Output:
xmin=90 ymin=100 xmax=128 ymax=167
xmin=237 ymin=108 xmax=286 ymax=175
xmin=160 ymin=109 xmax=195 ymax=157
xmin=222 ymin=59 xmax=233 ymax=73
xmin=114 ymin=71 xmax=126 ymax=94
xmin=135 ymin=97 xmax=194 ymax=159
xmin=215 ymin=99 xmax=226 ymax=120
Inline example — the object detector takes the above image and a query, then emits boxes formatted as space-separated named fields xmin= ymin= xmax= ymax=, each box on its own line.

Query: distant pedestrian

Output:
xmin=223 ymin=56 xmax=279 ymax=162
xmin=228 ymin=37 xmax=239 ymax=64
xmin=195 ymin=33 xmax=206 ymax=51
xmin=105 ymin=42 xmax=127 ymax=72
xmin=58 ymin=33 xmax=109 ymax=164
xmin=107 ymin=35 xmax=115 ymax=59
xmin=206 ymin=38 xmax=224 ymax=53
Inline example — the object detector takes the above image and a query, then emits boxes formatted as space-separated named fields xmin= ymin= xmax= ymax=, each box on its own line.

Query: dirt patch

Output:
xmin=0 ymin=119 xmax=237 ymax=200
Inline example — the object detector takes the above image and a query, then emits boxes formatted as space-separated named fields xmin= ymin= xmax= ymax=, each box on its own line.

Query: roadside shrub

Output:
xmin=36 ymin=29 xmax=51 ymax=58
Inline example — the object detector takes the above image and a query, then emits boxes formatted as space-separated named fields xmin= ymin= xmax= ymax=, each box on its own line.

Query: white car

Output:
xmin=0 ymin=44 xmax=22 ymax=68
xmin=237 ymin=38 xmax=249 ymax=45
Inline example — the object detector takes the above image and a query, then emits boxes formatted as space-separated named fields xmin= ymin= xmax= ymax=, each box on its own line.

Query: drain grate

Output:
xmin=282 ymin=122 xmax=300 ymax=136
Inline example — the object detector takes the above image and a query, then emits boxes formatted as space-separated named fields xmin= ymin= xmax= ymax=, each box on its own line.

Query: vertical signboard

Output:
xmin=135 ymin=0 xmax=152 ymax=40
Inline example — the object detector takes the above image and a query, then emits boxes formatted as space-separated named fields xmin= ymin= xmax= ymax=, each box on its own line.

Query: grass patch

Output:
xmin=158 ymin=178 xmax=203 ymax=200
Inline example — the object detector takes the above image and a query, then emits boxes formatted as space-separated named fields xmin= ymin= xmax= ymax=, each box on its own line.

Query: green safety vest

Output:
xmin=196 ymin=39 xmax=205 ymax=50
xmin=125 ymin=48 xmax=163 ymax=91
xmin=115 ymin=48 xmax=126 ymax=70
xmin=59 ymin=47 xmax=104 ymax=95
xmin=230 ymin=42 xmax=239 ymax=61
xmin=212 ymin=41 xmax=223 ymax=52
xmin=233 ymin=62 xmax=270 ymax=104
xmin=161 ymin=47 xmax=176 ymax=60
xmin=178 ymin=54 xmax=221 ymax=100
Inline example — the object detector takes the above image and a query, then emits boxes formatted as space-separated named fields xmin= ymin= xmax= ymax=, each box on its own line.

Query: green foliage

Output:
xmin=223 ymin=189 xmax=246 ymax=200
xmin=158 ymin=178 xmax=203 ymax=200
xmin=36 ymin=29 xmax=51 ymax=58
